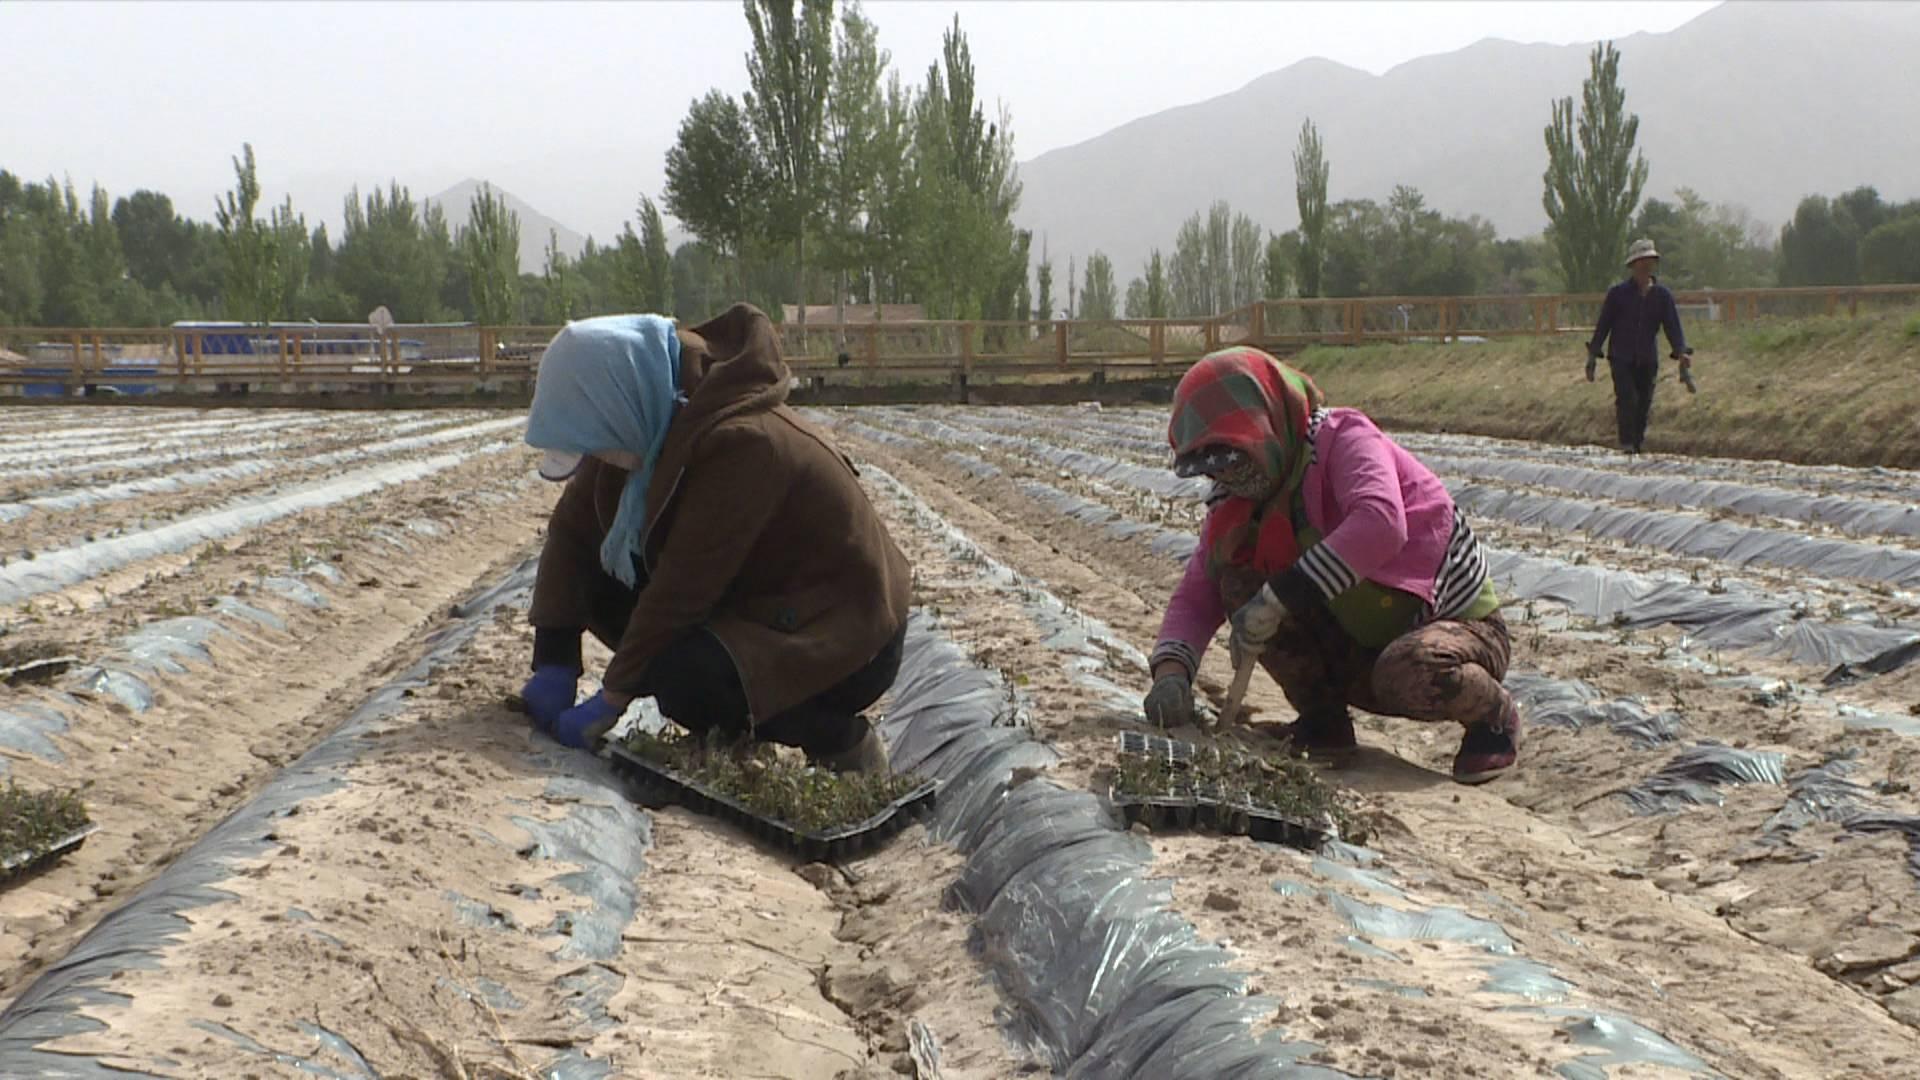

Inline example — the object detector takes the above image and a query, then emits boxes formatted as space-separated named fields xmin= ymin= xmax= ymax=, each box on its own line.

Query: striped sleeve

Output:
xmin=1295 ymin=542 xmax=1360 ymax=597
xmin=1430 ymin=506 xmax=1492 ymax=620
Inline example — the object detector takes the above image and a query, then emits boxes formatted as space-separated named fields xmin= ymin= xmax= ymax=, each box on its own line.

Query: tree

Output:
xmin=1861 ymin=217 xmax=1920 ymax=284
xmin=1066 ymin=254 xmax=1076 ymax=319
xmin=743 ymin=0 xmax=835 ymax=325
xmin=542 ymin=228 xmax=575 ymax=322
xmin=1124 ymin=277 xmax=1148 ymax=319
xmin=334 ymin=181 xmax=453 ymax=321
xmin=1633 ymin=188 xmax=1773 ymax=289
xmin=1170 ymin=212 xmax=1208 ymax=315
xmin=459 ymin=183 xmax=521 ymax=325
xmin=1777 ymin=186 xmax=1893 ymax=286
xmin=1293 ymin=118 xmax=1329 ymax=298
xmin=1542 ymin=42 xmax=1649 ymax=293
xmin=112 ymin=190 xmax=188 ymax=295
xmin=899 ymin=18 xmax=1024 ymax=321
xmin=1034 ymin=243 xmax=1053 ymax=320
xmin=636 ymin=195 xmax=674 ymax=312
xmin=822 ymin=1 xmax=889 ymax=328
xmin=664 ymin=90 xmax=771 ymax=286
xmin=1230 ymin=213 xmax=1264 ymax=308
xmin=1264 ymin=232 xmax=1293 ymax=299
xmin=215 ymin=144 xmax=279 ymax=322
xmin=1145 ymin=248 xmax=1170 ymax=318
xmin=1080 ymin=252 xmax=1117 ymax=320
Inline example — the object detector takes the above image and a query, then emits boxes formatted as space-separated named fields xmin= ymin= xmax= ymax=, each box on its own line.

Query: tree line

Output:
xmin=4 ymin=18 xmax=1919 ymax=331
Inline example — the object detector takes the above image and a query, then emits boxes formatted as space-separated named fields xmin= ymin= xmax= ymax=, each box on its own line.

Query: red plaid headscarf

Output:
xmin=1168 ymin=347 xmax=1326 ymax=579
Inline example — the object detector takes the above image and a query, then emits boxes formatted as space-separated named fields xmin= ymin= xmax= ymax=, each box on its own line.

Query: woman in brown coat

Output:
xmin=519 ymin=304 xmax=910 ymax=773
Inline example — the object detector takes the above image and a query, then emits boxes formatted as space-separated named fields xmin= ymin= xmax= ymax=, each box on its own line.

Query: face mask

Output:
xmin=1214 ymin=456 xmax=1277 ymax=502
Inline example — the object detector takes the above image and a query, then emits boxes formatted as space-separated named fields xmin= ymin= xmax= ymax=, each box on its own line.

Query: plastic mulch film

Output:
xmin=1447 ymin=480 xmax=1920 ymax=589
xmin=1016 ymin=480 xmax=1200 ymax=560
xmin=1419 ymin=451 xmax=1920 ymax=543
xmin=863 ymin=411 xmax=1211 ymax=501
xmin=1484 ymin=548 xmax=1920 ymax=674
xmin=0 ymin=414 xmax=447 ymax=493
xmin=854 ymin=410 xmax=1920 ymax=678
xmin=1504 ymin=672 xmax=1682 ymax=749
xmin=1395 ymin=432 xmax=1920 ymax=506
xmin=0 ymin=438 xmax=518 ymax=604
xmin=0 ymin=416 xmax=523 ymax=521
xmin=1618 ymin=744 xmax=1787 ymax=815
xmin=880 ymin=617 xmax=1353 ymax=1078
xmin=0 ymin=559 xmax=647 ymax=1080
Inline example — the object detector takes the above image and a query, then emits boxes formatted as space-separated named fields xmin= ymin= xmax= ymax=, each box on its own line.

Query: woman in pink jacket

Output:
xmin=1143 ymin=347 xmax=1520 ymax=783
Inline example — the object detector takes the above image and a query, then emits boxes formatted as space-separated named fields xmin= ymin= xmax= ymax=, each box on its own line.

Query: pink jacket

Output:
xmin=1155 ymin=409 xmax=1467 ymax=670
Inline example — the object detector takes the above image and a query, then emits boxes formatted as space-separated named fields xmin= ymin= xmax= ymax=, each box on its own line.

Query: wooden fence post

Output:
xmin=1055 ymin=321 xmax=1068 ymax=367
xmin=1150 ymin=323 xmax=1165 ymax=365
xmin=1248 ymin=303 xmax=1266 ymax=346
xmin=67 ymin=332 xmax=84 ymax=396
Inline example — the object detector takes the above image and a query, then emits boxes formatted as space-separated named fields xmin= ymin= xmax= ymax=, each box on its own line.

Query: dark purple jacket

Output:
xmin=1588 ymin=278 xmax=1692 ymax=367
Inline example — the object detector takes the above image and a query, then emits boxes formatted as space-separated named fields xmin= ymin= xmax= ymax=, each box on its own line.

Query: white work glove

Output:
xmin=1228 ymin=584 xmax=1290 ymax=668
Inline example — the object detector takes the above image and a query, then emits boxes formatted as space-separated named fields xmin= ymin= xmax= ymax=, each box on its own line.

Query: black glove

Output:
xmin=1585 ymin=355 xmax=1598 ymax=383
xmin=1143 ymin=674 xmax=1193 ymax=728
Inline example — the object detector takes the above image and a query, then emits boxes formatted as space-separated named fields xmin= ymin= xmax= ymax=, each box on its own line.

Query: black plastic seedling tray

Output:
xmin=605 ymin=744 xmax=937 ymax=862
xmin=1110 ymin=732 xmax=1332 ymax=851
xmin=0 ymin=825 xmax=99 ymax=887
xmin=0 ymin=655 xmax=80 ymax=688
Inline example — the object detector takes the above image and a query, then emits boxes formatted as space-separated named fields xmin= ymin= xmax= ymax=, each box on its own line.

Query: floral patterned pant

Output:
xmin=1220 ymin=570 xmax=1513 ymax=727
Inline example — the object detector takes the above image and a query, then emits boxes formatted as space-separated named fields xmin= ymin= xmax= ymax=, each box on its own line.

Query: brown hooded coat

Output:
xmin=527 ymin=304 xmax=911 ymax=724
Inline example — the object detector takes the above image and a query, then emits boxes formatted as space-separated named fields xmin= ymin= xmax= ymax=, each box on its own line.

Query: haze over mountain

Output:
xmin=423 ymin=181 xmax=588 ymax=275
xmin=1015 ymin=1 xmax=1920 ymax=281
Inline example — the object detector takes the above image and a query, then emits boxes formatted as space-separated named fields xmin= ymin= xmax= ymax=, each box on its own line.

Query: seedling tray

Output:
xmin=605 ymin=744 xmax=937 ymax=862
xmin=1 ymin=655 xmax=80 ymax=688
xmin=1110 ymin=732 xmax=1333 ymax=852
xmin=0 ymin=825 xmax=99 ymax=886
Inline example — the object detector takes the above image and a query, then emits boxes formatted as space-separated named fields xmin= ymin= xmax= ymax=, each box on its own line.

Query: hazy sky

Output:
xmin=4 ymin=1 xmax=1720 ymax=242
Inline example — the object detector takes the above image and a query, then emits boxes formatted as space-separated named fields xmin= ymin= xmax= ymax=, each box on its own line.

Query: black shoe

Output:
xmin=1452 ymin=696 xmax=1522 ymax=785
xmin=1280 ymin=709 xmax=1359 ymax=762
xmin=809 ymin=723 xmax=890 ymax=775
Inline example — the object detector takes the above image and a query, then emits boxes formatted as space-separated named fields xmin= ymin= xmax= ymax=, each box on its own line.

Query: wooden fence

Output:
xmin=3 ymin=283 xmax=1917 ymax=398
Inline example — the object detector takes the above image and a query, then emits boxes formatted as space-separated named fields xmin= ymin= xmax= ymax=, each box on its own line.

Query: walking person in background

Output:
xmin=1141 ymin=348 xmax=1520 ymax=784
xmin=517 ymin=305 xmax=910 ymax=773
xmin=1586 ymin=238 xmax=1695 ymax=455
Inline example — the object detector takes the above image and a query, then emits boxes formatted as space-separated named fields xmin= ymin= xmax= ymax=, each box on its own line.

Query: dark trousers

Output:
xmin=563 ymin=569 xmax=901 ymax=757
xmin=1609 ymin=356 xmax=1659 ymax=449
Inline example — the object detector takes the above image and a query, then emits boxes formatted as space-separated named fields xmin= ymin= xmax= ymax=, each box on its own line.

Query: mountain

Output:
xmin=426 ymin=179 xmax=588 ymax=275
xmin=1013 ymin=1 xmax=1920 ymax=283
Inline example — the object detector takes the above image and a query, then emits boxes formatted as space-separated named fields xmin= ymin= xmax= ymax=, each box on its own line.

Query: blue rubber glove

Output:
xmin=553 ymin=691 xmax=622 ymax=749
xmin=521 ymin=666 xmax=581 ymax=732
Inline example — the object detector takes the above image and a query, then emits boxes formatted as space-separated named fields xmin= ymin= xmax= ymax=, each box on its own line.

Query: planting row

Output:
xmin=847 ymin=440 xmax=1920 ymax=1073
xmin=0 ymin=437 xmax=550 ymax=1004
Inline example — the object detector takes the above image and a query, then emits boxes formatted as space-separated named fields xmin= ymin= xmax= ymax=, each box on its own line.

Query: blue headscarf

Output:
xmin=525 ymin=315 xmax=684 ymax=586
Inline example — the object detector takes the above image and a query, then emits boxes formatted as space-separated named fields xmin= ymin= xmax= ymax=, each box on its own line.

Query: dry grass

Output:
xmin=1292 ymin=310 xmax=1920 ymax=468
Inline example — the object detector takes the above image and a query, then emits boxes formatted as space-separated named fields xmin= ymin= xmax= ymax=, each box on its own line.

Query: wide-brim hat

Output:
xmin=1625 ymin=238 xmax=1660 ymax=265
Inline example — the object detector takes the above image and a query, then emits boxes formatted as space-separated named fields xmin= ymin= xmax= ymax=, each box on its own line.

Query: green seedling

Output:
xmin=0 ymin=782 xmax=91 ymax=868
xmin=1112 ymin=740 xmax=1357 ymax=841
xmin=623 ymin=728 xmax=922 ymax=835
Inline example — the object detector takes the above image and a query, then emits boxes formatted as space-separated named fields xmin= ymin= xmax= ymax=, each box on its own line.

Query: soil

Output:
xmin=5 ymin=400 xmax=1920 ymax=1077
